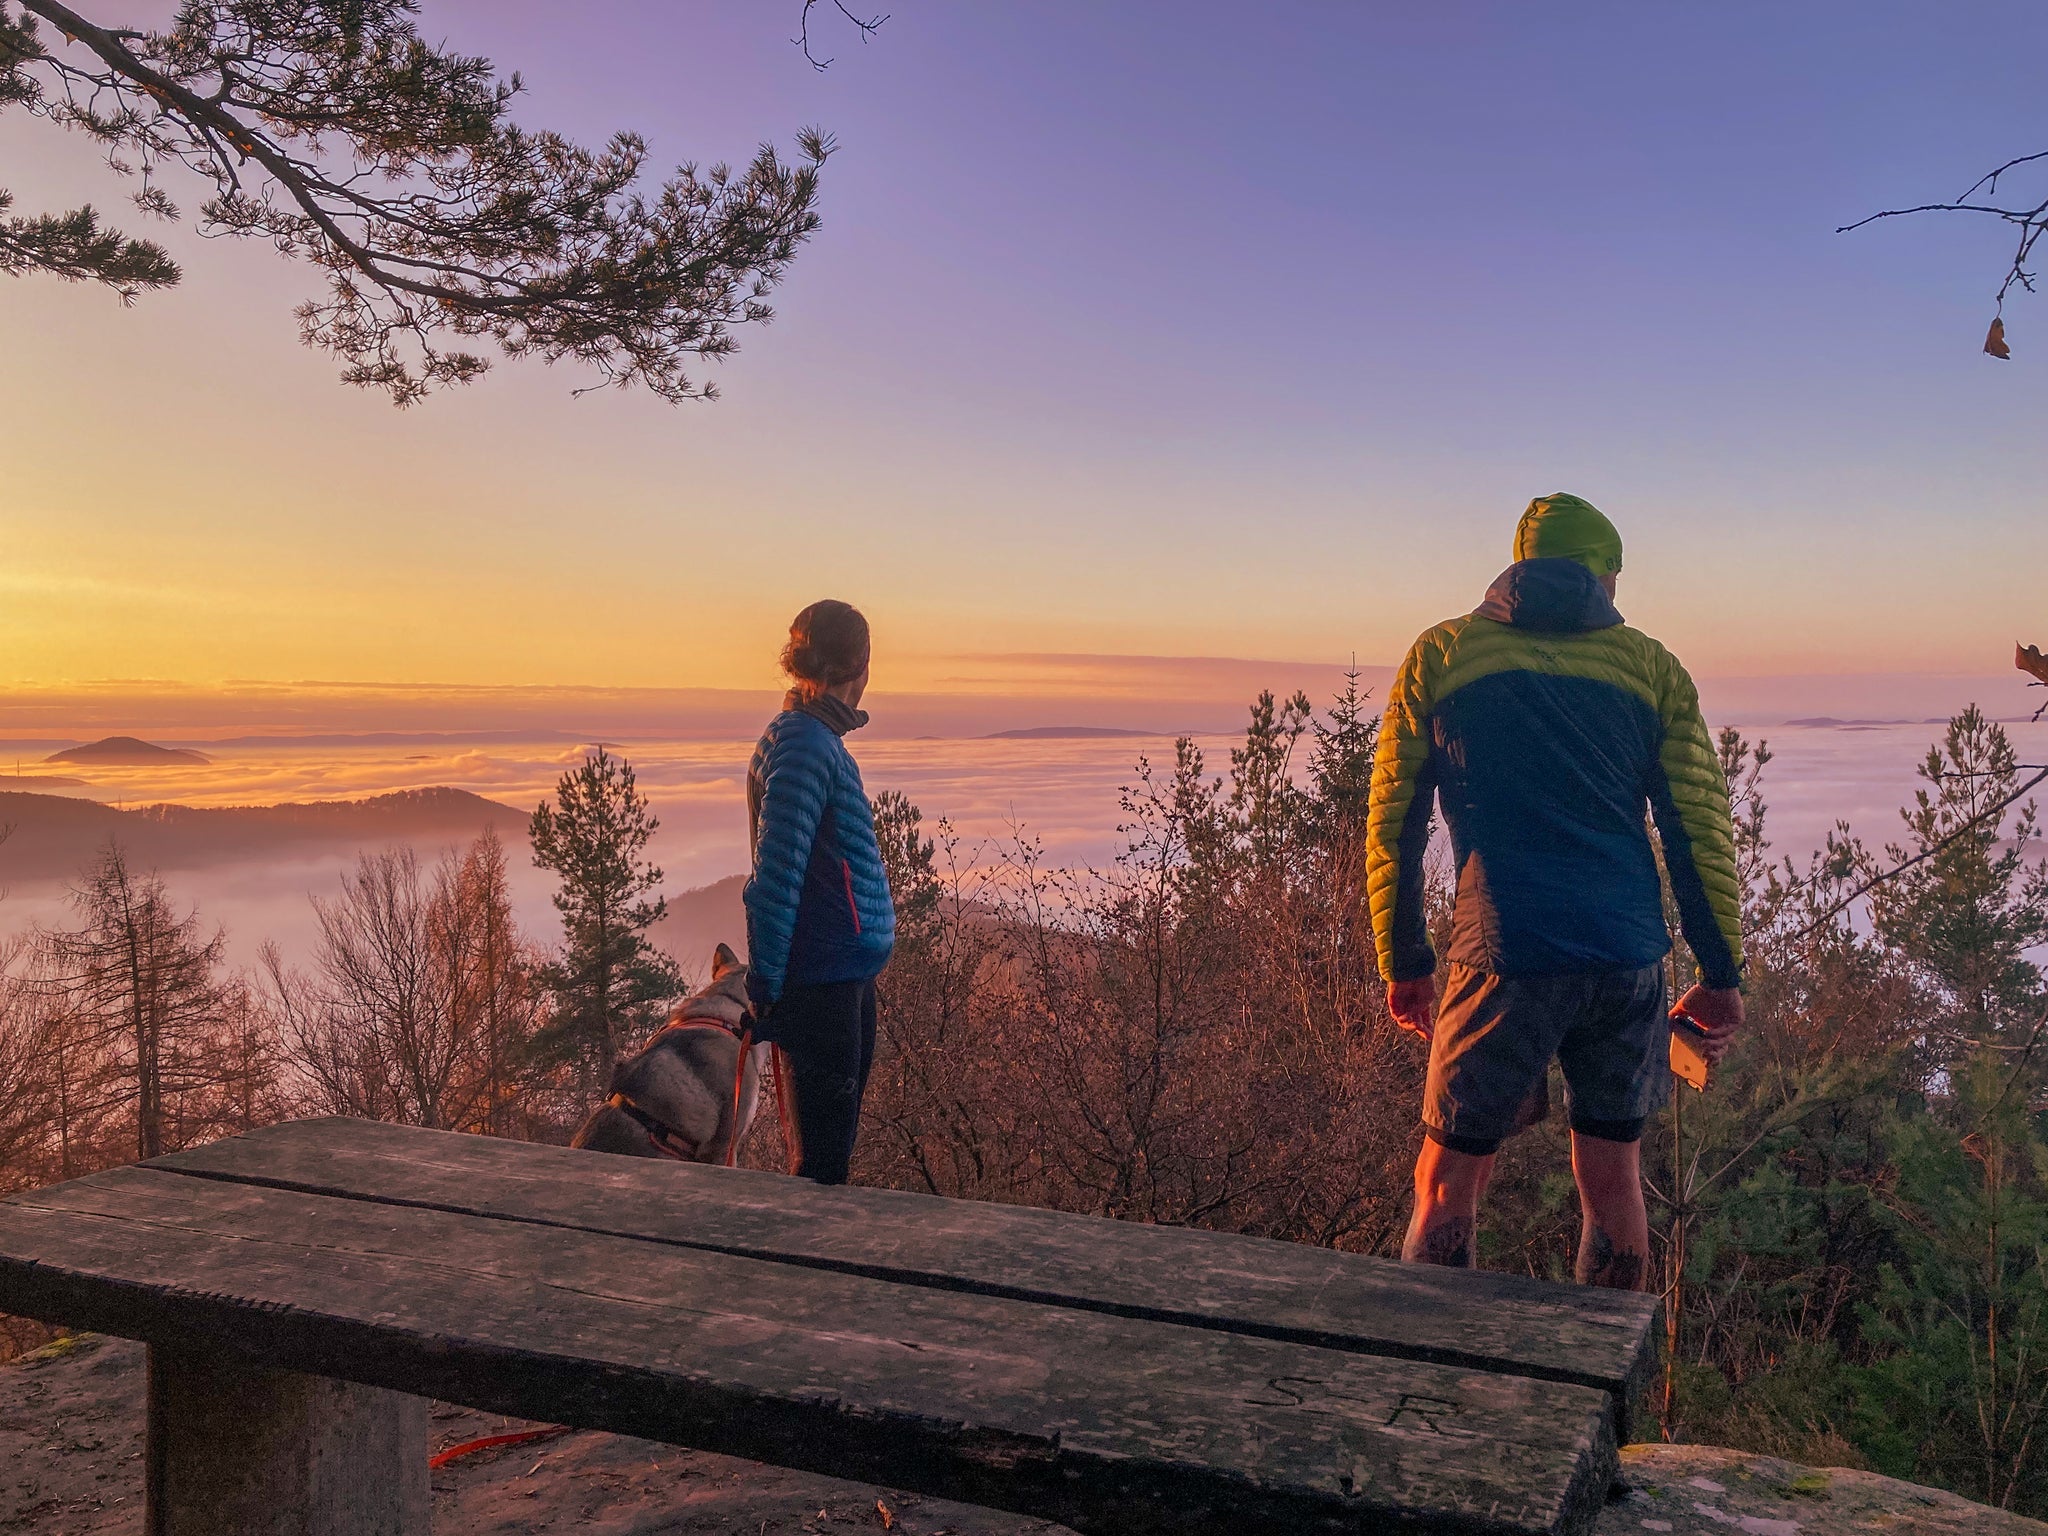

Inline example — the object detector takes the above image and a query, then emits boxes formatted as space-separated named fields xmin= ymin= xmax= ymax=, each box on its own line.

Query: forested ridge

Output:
xmin=1 ymin=689 xmax=2044 ymax=1513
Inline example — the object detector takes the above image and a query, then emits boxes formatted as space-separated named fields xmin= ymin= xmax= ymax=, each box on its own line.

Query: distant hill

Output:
xmin=177 ymin=730 xmax=583 ymax=750
xmin=649 ymin=875 xmax=747 ymax=978
xmin=0 ymin=787 xmax=526 ymax=884
xmin=983 ymin=726 xmax=1159 ymax=740
xmin=44 ymin=736 xmax=211 ymax=766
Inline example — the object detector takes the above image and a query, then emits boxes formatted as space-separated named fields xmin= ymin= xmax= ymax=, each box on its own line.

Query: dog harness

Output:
xmin=608 ymin=1008 xmax=756 ymax=1167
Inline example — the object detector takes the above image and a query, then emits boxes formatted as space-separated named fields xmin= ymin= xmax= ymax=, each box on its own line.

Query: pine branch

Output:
xmin=0 ymin=193 xmax=179 ymax=296
xmin=4 ymin=0 xmax=834 ymax=403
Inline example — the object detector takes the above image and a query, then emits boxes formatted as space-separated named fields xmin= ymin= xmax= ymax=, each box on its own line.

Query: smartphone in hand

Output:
xmin=1669 ymin=1016 xmax=1711 ymax=1091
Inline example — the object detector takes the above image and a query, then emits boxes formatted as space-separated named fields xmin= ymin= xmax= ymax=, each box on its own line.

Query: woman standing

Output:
xmin=743 ymin=600 xmax=896 ymax=1184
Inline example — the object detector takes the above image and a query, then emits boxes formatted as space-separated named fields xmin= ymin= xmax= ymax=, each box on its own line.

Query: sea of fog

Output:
xmin=1 ymin=719 xmax=2043 ymax=972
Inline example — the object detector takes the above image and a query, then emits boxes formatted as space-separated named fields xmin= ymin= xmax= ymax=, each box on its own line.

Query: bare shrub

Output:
xmin=268 ymin=830 xmax=561 ymax=1136
xmin=859 ymin=677 xmax=1422 ymax=1250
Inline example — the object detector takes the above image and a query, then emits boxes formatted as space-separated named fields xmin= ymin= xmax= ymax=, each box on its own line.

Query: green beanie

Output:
xmin=1513 ymin=492 xmax=1623 ymax=576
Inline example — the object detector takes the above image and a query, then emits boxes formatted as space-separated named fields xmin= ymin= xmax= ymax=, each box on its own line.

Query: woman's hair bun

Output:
xmin=781 ymin=600 xmax=870 ymax=688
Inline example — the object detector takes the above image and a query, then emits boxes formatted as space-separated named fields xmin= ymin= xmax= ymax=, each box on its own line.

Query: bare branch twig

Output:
xmin=795 ymin=0 xmax=887 ymax=71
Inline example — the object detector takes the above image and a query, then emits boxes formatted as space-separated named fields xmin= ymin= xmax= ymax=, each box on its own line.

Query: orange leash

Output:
xmin=770 ymin=1044 xmax=802 ymax=1174
xmin=428 ymin=1426 xmax=569 ymax=1469
xmin=725 ymin=1028 xmax=752 ymax=1168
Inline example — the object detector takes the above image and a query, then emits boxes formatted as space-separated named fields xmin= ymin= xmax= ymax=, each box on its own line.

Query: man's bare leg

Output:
xmin=1570 ymin=1132 xmax=1651 ymax=1290
xmin=1402 ymin=1136 xmax=1495 ymax=1268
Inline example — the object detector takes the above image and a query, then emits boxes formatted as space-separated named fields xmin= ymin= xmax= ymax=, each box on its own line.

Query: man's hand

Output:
xmin=1672 ymin=984 xmax=1744 ymax=1063
xmin=1388 ymin=975 xmax=1438 ymax=1042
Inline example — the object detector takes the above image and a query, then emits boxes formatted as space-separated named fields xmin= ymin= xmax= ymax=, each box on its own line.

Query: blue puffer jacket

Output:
xmin=743 ymin=704 xmax=895 ymax=1007
xmin=1367 ymin=558 xmax=1743 ymax=988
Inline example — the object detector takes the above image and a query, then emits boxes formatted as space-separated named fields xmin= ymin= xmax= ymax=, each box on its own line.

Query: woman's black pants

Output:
xmin=769 ymin=978 xmax=876 ymax=1185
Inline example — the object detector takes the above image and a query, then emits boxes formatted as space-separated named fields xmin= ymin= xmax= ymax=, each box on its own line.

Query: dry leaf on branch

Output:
xmin=1985 ymin=316 xmax=2012 ymax=359
xmin=2018 ymin=643 xmax=2048 ymax=685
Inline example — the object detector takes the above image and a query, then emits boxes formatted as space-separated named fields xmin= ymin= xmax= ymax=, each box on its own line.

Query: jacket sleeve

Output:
xmin=1367 ymin=636 xmax=1441 ymax=983
xmin=743 ymin=725 xmax=831 ymax=1005
xmin=1645 ymin=651 xmax=1744 ymax=989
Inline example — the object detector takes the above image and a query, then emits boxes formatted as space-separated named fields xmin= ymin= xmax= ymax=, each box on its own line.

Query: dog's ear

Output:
xmin=606 ymin=1056 xmax=635 ymax=1096
xmin=711 ymin=942 xmax=741 ymax=978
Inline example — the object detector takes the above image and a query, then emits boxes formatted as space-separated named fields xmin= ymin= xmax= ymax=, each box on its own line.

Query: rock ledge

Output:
xmin=1599 ymin=1443 xmax=2046 ymax=1536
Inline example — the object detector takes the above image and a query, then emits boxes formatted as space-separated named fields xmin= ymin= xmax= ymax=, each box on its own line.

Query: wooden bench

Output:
xmin=0 ymin=1117 xmax=1657 ymax=1536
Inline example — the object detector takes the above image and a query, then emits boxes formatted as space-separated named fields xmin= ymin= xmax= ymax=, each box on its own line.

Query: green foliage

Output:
xmin=2 ymin=0 xmax=830 ymax=401
xmin=871 ymin=789 xmax=941 ymax=949
xmin=1307 ymin=668 xmax=1382 ymax=835
xmin=528 ymin=749 xmax=680 ymax=1080
xmin=1850 ymin=1056 xmax=2048 ymax=1512
xmin=1149 ymin=673 xmax=1380 ymax=912
xmin=0 ymin=9 xmax=179 ymax=297
xmin=1865 ymin=706 xmax=2048 ymax=1063
xmin=0 ymin=191 xmax=179 ymax=297
xmin=1597 ymin=705 xmax=2048 ymax=1512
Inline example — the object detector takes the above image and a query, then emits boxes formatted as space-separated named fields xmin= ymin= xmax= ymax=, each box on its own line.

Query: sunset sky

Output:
xmin=5 ymin=3 xmax=2046 ymax=724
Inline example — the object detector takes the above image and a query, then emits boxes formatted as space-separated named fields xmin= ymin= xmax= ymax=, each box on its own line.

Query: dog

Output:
xmin=570 ymin=943 xmax=773 ymax=1164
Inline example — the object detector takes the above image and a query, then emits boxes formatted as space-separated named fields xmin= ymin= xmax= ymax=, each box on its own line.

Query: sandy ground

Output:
xmin=0 ymin=1334 xmax=1068 ymax=1536
xmin=6 ymin=1334 xmax=2044 ymax=1536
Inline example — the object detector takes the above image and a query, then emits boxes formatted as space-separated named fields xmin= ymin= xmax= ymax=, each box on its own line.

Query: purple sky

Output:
xmin=3 ymin=2 xmax=2045 ymax=702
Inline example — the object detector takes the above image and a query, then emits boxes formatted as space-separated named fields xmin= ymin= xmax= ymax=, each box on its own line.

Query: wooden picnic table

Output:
xmin=0 ymin=1117 xmax=1657 ymax=1536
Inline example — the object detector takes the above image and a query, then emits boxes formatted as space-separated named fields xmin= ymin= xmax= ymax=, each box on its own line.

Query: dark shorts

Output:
xmin=1423 ymin=961 xmax=1669 ymax=1155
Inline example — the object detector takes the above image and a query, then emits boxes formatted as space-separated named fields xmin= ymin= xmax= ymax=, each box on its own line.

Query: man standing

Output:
xmin=1365 ymin=493 xmax=1744 ymax=1289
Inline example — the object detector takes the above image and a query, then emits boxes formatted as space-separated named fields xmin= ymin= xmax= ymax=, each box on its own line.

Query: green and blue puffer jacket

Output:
xmin=744 ymin=705 xmax=895 ymax=1006
xmin=1366 ymin=558 xmax=1743 ymax=988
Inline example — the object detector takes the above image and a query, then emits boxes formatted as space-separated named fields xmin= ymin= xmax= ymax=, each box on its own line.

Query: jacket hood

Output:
xmin=1475 ymin=557 xmax=1624 ymax=633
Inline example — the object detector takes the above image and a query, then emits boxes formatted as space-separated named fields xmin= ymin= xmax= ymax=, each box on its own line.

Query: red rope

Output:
xmin=726 ymin=1028 xmax=753 ymax=1168
xmin=771 ymin=1044 xmax=802 ymax=1174
xmin=428 ymin=1426 xmax=569 ymax=1469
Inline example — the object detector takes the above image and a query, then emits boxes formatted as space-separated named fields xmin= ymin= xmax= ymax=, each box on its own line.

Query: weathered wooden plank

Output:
xmin=0 ymin=1166 xmax=1615 ymax=1536
xmin=153 ymin=1117 xmax=1657 ymax=1426
xmin=146 ymin=1343 xmax=428 ymax=1536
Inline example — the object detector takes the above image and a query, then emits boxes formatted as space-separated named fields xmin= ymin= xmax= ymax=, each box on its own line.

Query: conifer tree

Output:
xmin=871 ymin=790 xmax=941 ymax=950
xmin=2 ymin=0 xmax=834 ymax=403
xmin=529 ymin=749 xmax=679 ymax=1081
xmin=1306 ymin=668 xmax=1381 ymax=841
xmin=1865 ymin=705 xmax=2048 ymax=1069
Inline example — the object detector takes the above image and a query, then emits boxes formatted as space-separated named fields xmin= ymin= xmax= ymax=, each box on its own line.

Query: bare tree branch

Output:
xmin=1788 ymin=761 xmax=2048 ymax=944
xmin=795 ymin=0 xmax=886 ymax=72
xmin=1842 ymin=150 xmax=2048 ymax=354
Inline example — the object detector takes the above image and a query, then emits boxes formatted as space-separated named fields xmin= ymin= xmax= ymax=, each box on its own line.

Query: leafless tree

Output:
xmin=0 ymin=937 xmax=57 ymax=1195
xmin=278 ymin=846 xmax=464 ymax=1127
xmin=40 ymin=843 xmax=230 ymax=1162
xmin=271 ymin=832 xmax=546 ymax=1132
xmin=432 ymin=828 xmax=538 ymax=1137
